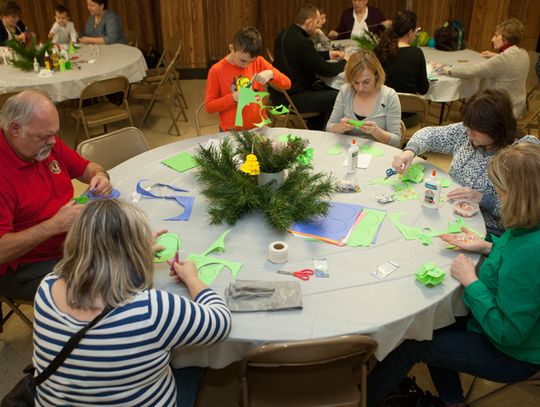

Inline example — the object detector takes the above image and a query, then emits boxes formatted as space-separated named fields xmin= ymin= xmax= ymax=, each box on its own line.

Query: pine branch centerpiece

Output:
xmin=352 ymin=30 xmax=379 ymax=50
xmin=194 ymin=131 xmax=337 ymax=231
xmin=6 ymin=34 xmax=52 ymax=71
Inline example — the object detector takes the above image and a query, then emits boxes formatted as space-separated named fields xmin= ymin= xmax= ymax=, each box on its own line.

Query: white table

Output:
xmin=0 ymin=44 xmax=147 ymax=102
xmin=108 ymin=127 xmax=485 ymax=368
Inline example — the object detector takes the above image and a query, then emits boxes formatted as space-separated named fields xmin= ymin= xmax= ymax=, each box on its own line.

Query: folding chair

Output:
xmin=240 ymin=335 xmax=377 ymax=407
xmin=70 ymin=75 xmax=133 ymax=146
xmin=400 ymin=120 xmax=407 ymax=148
xmin=266 ymin=48 xmax=274 ymax=63
xmin=0 ymin=296 xmax=33 ymax=332
xmin=268 ymin=84 xmax=319 ymax=129
xmin=130 ymin=43 xmax=187 ymax=136
xmin=465 ymin=371 xmax=540 ymax=406
xmin=143 ymin=37 xmax=188 ymax=110
xmin=397 ymin=92 xmax=428 ymax=143
xmin=195 ymin=101 xmax=219 ymax=137
xmin=76 ymin=126 xmax=150 ymax=170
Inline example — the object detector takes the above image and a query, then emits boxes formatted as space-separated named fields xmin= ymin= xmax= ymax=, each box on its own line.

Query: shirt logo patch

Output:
xmin=50 ymin=160 xmax=61 ymax=174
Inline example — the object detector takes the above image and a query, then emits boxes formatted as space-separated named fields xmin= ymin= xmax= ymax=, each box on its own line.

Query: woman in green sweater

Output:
xmin=367 ymin=142 xmax=540 ymax=407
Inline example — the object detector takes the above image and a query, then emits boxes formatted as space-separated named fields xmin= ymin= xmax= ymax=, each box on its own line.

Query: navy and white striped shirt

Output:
xmin=33 ymin=274 xmax=231 ymax=406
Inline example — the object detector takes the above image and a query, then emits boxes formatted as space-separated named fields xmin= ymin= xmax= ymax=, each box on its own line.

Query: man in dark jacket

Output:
xmin=271 ymin=4 xmax=348 ymax=130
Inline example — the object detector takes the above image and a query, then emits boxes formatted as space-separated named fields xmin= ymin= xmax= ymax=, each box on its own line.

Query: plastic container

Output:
xmin=422 ymin=170 xmax=441 ymax=209
xmin=453 ymin=201 xmax=479 ymax=217
xmin=347 ymin=138 xmax=359 ymax=175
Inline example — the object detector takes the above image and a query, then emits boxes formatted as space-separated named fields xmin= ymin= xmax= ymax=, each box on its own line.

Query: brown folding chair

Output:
xmin=130 ymin=43 xmax=187 ymax=136
xmin=70 ymin=75 xmax=133 ymax=146
xmin=267 ymin=84 xmax=319 ymax=129
xmin=195 ymin=101 xmax=220 ymax=137
xmin=0 ymin=296 xmax=33 ymax=332
xmin=465 ymin=371 xmax=540 ymax=406
xmin=240 ymin=335 xmax=377 ymax=407
xmin=266 ymin=48 xmax=274 ymax=63
xmin=76 ymin=126 xmax=150 ymax=170
xmin=397 ymin=92 xmax=428 ymax=144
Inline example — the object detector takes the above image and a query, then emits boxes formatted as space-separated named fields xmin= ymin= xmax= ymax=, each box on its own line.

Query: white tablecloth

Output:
xmin=108 ymin=127 xmax=485 ymax=368
xmin=0 ymin=44 xmax=147 ymax=102
xmin=321 ymin=46 xmax=485 ymax=103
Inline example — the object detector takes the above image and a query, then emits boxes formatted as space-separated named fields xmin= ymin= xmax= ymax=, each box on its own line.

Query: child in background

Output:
xmin=312 ymin=7 xmax=331 ymax=50
xmin=205 ymin=27 xmax=291 ymax=131
xmin=48 ymin=4 xmax=77 ymax=44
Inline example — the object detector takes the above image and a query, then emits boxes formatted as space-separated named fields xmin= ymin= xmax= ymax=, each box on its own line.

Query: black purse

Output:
xmin=1 ymin=306 xmax=112 ymax=407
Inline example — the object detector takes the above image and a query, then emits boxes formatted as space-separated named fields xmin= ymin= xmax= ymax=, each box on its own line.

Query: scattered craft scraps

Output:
xmin=136 ymin=180 xmax=195 ymax=221
xmin=415 ymin=262 xmax=446 ymax=286
xmin=400 ymin=163 xmax=424 ymax=183
xmin=360 ymin=143 xmax=385 ymax=157
xmin=327 ymin=144 xmax=343 ymax=155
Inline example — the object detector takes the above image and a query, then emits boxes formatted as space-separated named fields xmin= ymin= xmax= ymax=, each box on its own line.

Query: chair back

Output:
xmin=240 ymin=335 xmax=377 ymax=407
xmin=80 ymin=75 xmax=130 ymax=103
xmin=400 ymin=120 xmax=407 ymax=148
xmin=76 ymin=126 xmax=149 ymax=170
xmin=268 ymin=83 xmax=319 ymax=129
xmin=266 ymin=48 xmax=274 ymax=63
xmin=397 ymin=92 xmax=428 ymax=126
xmin=124 ymin=30 xmax=138 ymax=47
xmin=195 ymin=101 xmax=219 ymax=137
xmin=156 ymin=37 xmax=181 ymax=69
xmin=0 ymin=296 xmax=33 ymax=332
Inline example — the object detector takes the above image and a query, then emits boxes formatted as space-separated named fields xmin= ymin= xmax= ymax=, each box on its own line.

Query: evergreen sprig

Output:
xmin=6 ymin=34 xmax=52 ymax=71
xmin=352 ymin=31 xmax=379 ymax=51
xmin=194 ymin=132 xmax=337 ymax=231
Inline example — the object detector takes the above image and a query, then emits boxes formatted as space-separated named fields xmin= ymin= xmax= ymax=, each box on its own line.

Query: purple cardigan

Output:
xmin=335 ymin=6 xmax=386 ymax=39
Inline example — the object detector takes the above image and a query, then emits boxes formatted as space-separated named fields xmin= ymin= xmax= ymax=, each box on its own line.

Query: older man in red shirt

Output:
xmin=0 ymin=89 xmax=112 ymax=301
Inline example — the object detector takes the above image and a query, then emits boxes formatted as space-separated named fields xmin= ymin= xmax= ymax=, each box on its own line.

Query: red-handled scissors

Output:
xmin=277 ymin=268 xmax=314 ymax=281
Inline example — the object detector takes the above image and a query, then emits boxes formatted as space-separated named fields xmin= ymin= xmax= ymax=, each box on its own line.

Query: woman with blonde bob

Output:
xmin=367 ymin=142 xmax=540 ymax=407
xmin=326 ymin=50 xmax=401 ymax=147
xmin=32 ymin=199 xmax=232 ymax=406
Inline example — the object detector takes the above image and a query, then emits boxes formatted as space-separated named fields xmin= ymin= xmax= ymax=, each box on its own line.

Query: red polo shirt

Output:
xmin=0 ymin=130 xmax=89 ymax=275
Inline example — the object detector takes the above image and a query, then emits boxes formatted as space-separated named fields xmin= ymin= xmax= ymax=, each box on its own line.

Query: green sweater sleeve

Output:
xmin=463 ymin=240 xmax=540 ymax=347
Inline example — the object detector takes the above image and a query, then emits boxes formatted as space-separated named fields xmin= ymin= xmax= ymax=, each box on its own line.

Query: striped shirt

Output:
xmin=33 ymin=274 xmax=232 ymax=406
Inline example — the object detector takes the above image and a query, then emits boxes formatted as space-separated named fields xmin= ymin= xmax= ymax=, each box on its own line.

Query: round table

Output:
xmin=0 ymin=44 xmax=147 ymax=102
xmin=108 ymin=127 xmax=485 ymax=368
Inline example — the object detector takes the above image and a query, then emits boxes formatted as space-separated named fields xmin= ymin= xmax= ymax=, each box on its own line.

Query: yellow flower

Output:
xmin=240 ymin=153 xmax=260 ymax=175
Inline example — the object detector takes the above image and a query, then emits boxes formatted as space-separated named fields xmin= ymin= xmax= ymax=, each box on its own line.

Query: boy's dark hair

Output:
xmin=54 ymin=4 xmax=69 ymax=15
xmin=232 ymin=27 xmax=262 ymax=57
xmin=1 ymin=0 xmax=22 ymax=16
xmin=461 ymin=88 xmax=519 ymax=149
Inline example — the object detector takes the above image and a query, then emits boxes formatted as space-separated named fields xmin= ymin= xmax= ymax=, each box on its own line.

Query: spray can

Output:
xmin=347 ymin=139 xmax=359 ymax=175
xmin=422 ymin=170 xmax=441 ymax=209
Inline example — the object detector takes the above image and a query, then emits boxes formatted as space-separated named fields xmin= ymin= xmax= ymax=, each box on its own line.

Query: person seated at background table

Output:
xmin=326 ymin=50 xmax=401 ymax=147
xmin=374 ymin=10 xmax=429 ymax=128
xmin=367 ymin=142 xmax=540 ymax=407
xmin=392 ymin=89 xmax=539 ymax=237
xmin=79 ymin=0 xmax=124 ymax=45
xmin=328 ymin=0 xmax=391 ymax=40
xmin=48 ymin=4 xmax=77 ymax=44
xmin=0 ymin=89 xmax=112 ymax=302
xmin=0 ymin=0 xmax=25 ymax=45
xmin=271 ymin=4 xmax=347 ymax=130
xmin=437 ymin=18 xmax=529 ymax=119
xmin=33 ymin=199 xmax=232 ymax=405
xmin=205 ymin=27 xmax=291 ymax=131
xmin=311 ymin=6 xmax=331 ymax=51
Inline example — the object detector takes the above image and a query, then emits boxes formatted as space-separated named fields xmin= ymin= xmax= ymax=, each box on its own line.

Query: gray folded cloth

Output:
xmin=225 ymin=280 xmax=302 ymax=312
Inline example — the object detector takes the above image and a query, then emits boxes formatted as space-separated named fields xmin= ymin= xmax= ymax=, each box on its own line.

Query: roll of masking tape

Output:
xmin=268 ymin=241 xmax=289 ymax=264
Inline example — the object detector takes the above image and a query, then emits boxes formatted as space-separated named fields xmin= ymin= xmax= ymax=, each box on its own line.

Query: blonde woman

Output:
xmin=367 ymin=142 xmax=540 ymax=407
xmin=326 ymin=50 xmax=401 ymax=147
xmin=439 ymin=18 xmax=529 ymax=119
xmin=32 ymin=199 xmax=232 ymax=406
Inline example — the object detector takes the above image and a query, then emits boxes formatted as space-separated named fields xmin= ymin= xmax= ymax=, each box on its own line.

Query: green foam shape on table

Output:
xmin=388 ymin=212 xmax=421 ymax=240
xmin=202 ymin=229 xmax=232 ymax=257
xmin=347 ymin=209 xmax=386 ymax=247
xmin=415 ymin=262 xmax=446 ymax=286
xmin=154 ymin=233 xmax=181 ymax=263
xmin=360 ymin=144 xmax=385 ymax=157
xmin=188 ymin=254 xmax=243 ymax=285
xmin=327 ymin=144 xmax=343 ymax=155
xmin=348 ymin=119 xmax=365 ymax=128
xmin=440 ymin=177 xmax=451 ymax=188
xmin=400 ymin=163 xmax=424 ymax=183
xmin=298 ymin=147 xmax=314 ymax=165
xmin=447 ymin=217 xmax=484 ymax=237
xmin=162 ymin=151 xmax=198 ymax=173
xmin=73 ymin=195 xmax=89 ymax=204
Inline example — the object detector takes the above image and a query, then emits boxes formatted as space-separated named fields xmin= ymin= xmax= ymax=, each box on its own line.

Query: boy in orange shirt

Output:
xmin=205 ymin=27 xmax=291 ymax=131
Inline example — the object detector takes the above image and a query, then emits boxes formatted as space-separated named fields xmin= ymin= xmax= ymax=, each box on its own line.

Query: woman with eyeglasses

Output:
xmin=368 ymin=142 xmax=540 ymax=407
xmin=392 ymin=89 xmax=539 ymax=237
xmin=374 ymin=10 xmax=429 ymax=128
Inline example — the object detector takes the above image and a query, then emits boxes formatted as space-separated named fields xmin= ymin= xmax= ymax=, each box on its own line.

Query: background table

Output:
xmin=0 ymin=44 xmax=147 ymax=102
xmin=108 ymin=127 xmax=485 ymax=368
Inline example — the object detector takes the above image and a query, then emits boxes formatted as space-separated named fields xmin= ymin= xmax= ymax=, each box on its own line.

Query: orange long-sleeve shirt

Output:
xmin=205 ymin=56 xmax=291 ymax=131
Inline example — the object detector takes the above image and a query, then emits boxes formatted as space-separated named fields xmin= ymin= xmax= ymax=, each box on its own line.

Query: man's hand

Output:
xmin=481 ymin=50 xmax=496 ymax=58
xmin=328 ymin=30 xmax=338 ymax=40
xmin=89 ymin=172 xmax=112 ymax=196
xmin=252 ymin=70 xmax=274 ymax=85
xmin=329 ymin=50 xmax=344 ymax=60
xmin=392 ymin=150 xmax=415 ymax=174
xmin=47 ymin=200 xmax=84 ymax=235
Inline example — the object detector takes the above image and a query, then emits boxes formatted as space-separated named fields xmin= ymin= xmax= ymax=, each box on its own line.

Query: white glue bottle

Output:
xmin=422 ymin=170 xmax=441 ymax=209
xmin=33 ymin=57 xmax=39 ymax=73
xmin=347 ymin=138 xmax=359 ymax=174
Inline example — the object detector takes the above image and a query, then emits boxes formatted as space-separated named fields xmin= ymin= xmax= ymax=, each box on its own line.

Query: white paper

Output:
xmin=342 ymin=153 xmax=372 ymax=169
